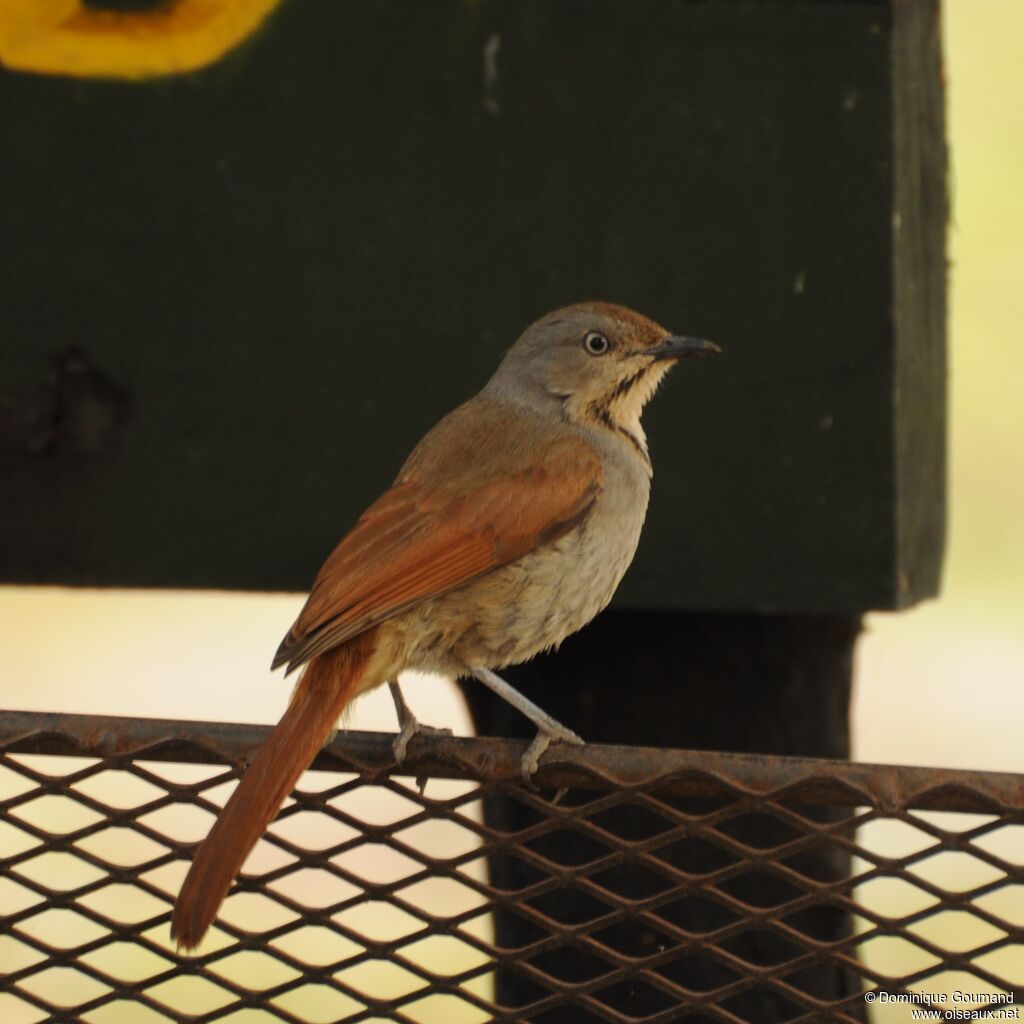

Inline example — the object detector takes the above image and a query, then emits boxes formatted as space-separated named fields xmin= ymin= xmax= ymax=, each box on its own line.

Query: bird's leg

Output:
xmin=468 ymin=666 xmax=584 ymax=783
xmin=388 ymin=680 xmax=452 ymax=765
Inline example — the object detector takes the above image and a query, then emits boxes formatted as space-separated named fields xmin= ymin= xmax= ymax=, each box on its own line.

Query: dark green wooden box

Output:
xmin=0 ymin=0 xmax=946 ymax=614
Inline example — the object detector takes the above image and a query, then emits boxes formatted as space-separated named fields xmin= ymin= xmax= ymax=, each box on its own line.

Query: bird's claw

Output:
xmin=392 ymin=723 xmax=414 ymax=765
xmin=519 ymin=725 xmax=584 ymax=789
xmin=392 ymin=722 xmax=453 ymax=765
xmin=520 ymin=732 xmax=550 ymax=783
xmin=393 ymin=721 xmax=453 ymax=797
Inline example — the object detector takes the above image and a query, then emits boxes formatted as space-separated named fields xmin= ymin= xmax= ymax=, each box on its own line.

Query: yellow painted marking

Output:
xmin=0 ymin=0 xmax=282 ymax=80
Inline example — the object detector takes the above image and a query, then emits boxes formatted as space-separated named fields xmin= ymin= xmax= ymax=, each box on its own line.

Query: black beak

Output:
xmin=650 ymin=335 xmax=721 ymax=361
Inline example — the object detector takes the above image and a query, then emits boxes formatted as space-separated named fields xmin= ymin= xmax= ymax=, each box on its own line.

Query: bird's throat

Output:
xmin=571 ymin=363 xmax=671 ymax=470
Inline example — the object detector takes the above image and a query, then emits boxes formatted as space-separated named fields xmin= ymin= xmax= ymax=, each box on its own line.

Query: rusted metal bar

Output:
xmin=2 ymin=708 xmax=1022 ymax=813
xmin=2 ymin=706 xmax=1022 ymax=1022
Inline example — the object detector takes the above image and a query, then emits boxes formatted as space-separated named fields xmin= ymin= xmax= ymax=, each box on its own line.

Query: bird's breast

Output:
xmin=395 ymin=451 xmax=652 ymax=674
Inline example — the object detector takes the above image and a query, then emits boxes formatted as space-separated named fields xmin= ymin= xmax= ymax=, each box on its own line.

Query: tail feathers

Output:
xmin=171 ymin=631 xmax=378 ymax=950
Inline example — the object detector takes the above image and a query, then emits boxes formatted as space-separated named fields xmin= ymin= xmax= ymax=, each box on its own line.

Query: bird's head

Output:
xmin=492 ymin=301 xmax=719 ymax=449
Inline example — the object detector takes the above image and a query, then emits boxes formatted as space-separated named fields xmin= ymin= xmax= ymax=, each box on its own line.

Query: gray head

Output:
xmin=489 ymin=301 xmax=719 ymax=443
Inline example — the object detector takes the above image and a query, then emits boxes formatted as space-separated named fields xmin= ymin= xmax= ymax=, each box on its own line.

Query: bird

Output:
xmin=170 ymin=301 xmax=719 ymax=949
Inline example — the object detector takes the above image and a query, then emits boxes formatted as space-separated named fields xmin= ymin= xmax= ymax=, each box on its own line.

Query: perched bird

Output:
xmin=171 ymin=301 xmax=718 ymax=949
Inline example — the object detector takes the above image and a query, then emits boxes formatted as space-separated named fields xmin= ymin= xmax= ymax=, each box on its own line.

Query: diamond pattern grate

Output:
xmin=1 ymin=709 xmax=1022 ymax=1023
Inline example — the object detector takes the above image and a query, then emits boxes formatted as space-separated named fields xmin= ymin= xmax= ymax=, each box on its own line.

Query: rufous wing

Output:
xmin=273 ymin=430 xmax=603 ymax=672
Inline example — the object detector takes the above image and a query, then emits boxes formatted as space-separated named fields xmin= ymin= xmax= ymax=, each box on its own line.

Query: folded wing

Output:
xmin=273 ymin=431 xmax=602 ymax=672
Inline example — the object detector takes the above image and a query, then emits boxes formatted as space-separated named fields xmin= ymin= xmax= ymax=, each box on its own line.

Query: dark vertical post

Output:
xmin=464 ymin=612 xmax=864 ymax=1018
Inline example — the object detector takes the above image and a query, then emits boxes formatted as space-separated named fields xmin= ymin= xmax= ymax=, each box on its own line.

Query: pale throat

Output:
xmin=565 ymin=361 xmax=671 ymax=467
xmin=609 ymin=360 xmax=671 ymax=444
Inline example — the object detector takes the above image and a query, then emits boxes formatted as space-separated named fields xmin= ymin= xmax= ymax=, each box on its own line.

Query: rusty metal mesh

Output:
xmin=1 ymin=710 xmax=1022 ymax=1024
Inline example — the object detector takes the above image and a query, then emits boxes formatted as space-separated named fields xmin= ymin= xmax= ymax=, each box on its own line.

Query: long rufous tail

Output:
xmin=171 ymin=629 xmax=378 ymax=950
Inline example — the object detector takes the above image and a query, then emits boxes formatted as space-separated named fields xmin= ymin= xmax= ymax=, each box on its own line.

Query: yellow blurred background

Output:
xmin=1 ymin=0 xmax=1022 ymax=1019
xmin=854 ymin=0 xmax=1024 ymax=775
xmin=853 ymin=3 xmax=1024 ymax=1011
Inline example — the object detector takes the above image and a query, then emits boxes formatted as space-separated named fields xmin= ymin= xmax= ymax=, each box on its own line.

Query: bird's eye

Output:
xmin=583 ymin=331 xmax=610 ymax=355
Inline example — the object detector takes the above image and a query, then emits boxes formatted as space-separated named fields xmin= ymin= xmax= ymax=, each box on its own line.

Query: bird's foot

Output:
xmin=465 ymin=666 xmax=585 ymax=794
xmin=388 ymin=680 xmax=452 ymax=781
xmin=392 ymin=719 xmax=454 ymax=765
xmin=521 ymin=721 xmax=584 ymax=787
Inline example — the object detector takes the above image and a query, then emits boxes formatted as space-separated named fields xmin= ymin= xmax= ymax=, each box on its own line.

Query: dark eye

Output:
xmin=583 ymin=331 xmax=610 ymax=355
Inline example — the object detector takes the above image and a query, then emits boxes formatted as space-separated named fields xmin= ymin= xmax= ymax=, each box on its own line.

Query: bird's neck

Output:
xmin=567 ymin=365 xmax=673 ymax=473
xmin=549 ymin=393 xmax=646 ymax=476
xmin=480 ymin=373 xmax=657 ymax=476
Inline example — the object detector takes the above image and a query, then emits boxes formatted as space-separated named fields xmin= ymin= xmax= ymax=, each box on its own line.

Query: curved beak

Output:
xmin=650 ymin=335 xmax=721 ymax=361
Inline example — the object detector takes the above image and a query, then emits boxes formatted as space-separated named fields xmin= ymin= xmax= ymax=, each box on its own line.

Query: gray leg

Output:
xmin=468 ymin=666 xmax=584 ymax=781
xmin=389 ymin=680 xmax=451 ymax=764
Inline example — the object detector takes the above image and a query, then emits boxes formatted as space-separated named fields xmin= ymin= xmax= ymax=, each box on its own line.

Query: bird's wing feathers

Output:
xmin=273 ymin=430 xmax=602 ymax=672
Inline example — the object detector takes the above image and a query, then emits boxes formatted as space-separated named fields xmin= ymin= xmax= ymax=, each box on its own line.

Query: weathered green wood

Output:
xmin=0 ymin=0 xmax=945 ymax=613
